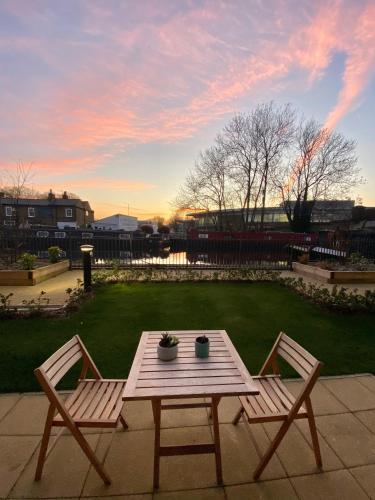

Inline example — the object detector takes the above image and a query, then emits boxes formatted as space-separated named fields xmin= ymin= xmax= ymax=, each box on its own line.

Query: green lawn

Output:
xmin=0 ymin=282 xmax=374 ymax=393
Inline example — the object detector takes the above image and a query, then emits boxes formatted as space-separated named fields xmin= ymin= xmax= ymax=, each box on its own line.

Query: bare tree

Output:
xmin=0 ymin=160 xmax=35 ymax=227
xmin=219 ymin=114 xmax=261 ymax=229
xmin=174 ymin=142 xmax=231 ymax=230
xmin=275 ymin=119 xmax=359 ymax=231
xmin=253 ymin=102 xmax=295 ymax=229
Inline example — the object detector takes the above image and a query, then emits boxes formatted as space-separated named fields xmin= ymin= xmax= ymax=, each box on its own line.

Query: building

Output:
xmin=187 ymin=200 xmax=355 ymax=231
xmin=93 ymin=214 xmax=138 ymax=231
xmin=0 ymin=190 xmax=94 ymax=229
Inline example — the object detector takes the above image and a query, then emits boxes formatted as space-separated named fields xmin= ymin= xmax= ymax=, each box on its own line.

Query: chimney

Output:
xmin=62 ymin=191 xmax=68 ymax=199
xmin=47 ymin=189 xmax=55 ymax=201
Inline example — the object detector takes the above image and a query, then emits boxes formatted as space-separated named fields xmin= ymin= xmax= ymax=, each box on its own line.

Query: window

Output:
xmin=36 ymin=230 xmax=49 ymax=238
xmin=3 ymin=220 xmax=15 ymax=226
xmin=54 ymin=231 xmax=66 ymax=238
xmin=28 ymin=207 xmax=35 ymax=217
xmin=81 ymin=232 xmax=94 ymax=239
xmin=5 ymin=206 xmax=12 ymax=217
xmin=65 ymin=208 xmax=73 ymax=217
xmin=119 ymin=233 xmax=131 ymax=240
xmin=198 ymin=233 xmax=209 ymax=239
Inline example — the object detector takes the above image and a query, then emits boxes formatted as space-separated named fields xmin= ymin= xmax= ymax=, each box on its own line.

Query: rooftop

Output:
xmin=1 ymin=374 xmax=375 ymax=499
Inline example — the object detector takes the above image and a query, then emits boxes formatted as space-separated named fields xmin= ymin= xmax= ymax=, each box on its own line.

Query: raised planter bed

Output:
xmin=292 ymin=262 xmax=375 ymax=284
xmin=0 ymin=260 xmax=69 ymax=286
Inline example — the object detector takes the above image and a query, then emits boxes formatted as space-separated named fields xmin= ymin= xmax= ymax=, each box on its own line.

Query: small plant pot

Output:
xmin=195 ymin=337 xmax=210 ymax=358
xmin=157 ymin=343 xmax=178 ymax=361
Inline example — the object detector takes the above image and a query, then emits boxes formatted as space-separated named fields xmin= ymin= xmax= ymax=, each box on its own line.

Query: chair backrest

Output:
xmin=35 ymin=335 xmax=102 ymax=391
xmin=38 ymin=336 xmax=83 ymax=387
xmin=260 ymin=332 xmax=322 ymax=382
xmin=276 ymin=332 xmax=320 ymax=381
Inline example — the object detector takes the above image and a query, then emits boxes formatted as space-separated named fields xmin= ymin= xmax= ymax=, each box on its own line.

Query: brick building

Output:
xmin=0 ymin=190 xmax=94 ymax=229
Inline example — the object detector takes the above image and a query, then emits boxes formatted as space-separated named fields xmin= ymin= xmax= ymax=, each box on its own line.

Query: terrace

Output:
xmin=1 ymin=374 xmax=375 ymax=499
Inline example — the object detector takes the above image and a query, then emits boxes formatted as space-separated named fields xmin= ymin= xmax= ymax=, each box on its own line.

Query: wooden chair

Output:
xmin=34 ymin=335 xmax=128 ymax=485
xmin=233 ymin=332 xmax=323 ymax=480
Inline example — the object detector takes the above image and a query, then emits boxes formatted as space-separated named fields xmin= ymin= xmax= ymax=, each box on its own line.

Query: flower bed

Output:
xmin=292 ymin=262 xmax=375 ymax=284
xmin=0 ymin=260 xmax=69 ymax=286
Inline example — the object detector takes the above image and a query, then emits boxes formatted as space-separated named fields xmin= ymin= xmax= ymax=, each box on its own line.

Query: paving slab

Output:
xmin=266 ymin=420 xmax=343 ymax=476
xmin=0 ymin=393 xmax=21 ymax=422
xmin=350 ymin=464 xmax=375 ymax=499
xmin=154 ymin=487 xmax=225 ymax=499
xmin=291 ymin=469 xmax=368 ymax=500
xmin=9 ymin=434 xmax=100 ymax=498
xmin=158 ymin=426 xmax=217 ymax=491
xmin=316 ymin=413 xmax=375 ymax=467
xmin=122 ymin=399 xmax=154 ymax=431
xmin=356 ymin=375 xmax=375 ymax=394
xmin=220 ymin=422 xmax=286 ymax=484
xmin=285 ymin=379 xmax=348 ymax=415
xmin=158 ymin=398 xmax=209 ymax=430
xmin=354 ymin=410 xmax=375 ymax=434
xmin=82 ymin=429 xmax=154 ymax=496
xmin=0 ymin=435 xmax=40 ymax=498
xmin=84 ymin=496 xmax=151 ymax=500
xmin=0 ymin=270 xmax=82 ymax=306
xmin=225 ymin=478 xmax=298 ymax=499
xmin=215 ymin=396 xmax=239 ymax=424
xmin=322 ymin=377 xmax=375 ymax=412
xmin=0 ymin=394 xmax=49 ymax=435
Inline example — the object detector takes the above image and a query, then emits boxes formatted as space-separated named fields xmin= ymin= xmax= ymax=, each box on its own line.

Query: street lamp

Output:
xmin=80 ymin=244 xmax=94 ymax=292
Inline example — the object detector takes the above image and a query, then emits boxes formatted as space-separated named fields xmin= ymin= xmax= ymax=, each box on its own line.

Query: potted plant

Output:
xmin=157 ymin=332 xmax=179 ymax=361
xmin=195 ymin=334 xmax=210 ymax=358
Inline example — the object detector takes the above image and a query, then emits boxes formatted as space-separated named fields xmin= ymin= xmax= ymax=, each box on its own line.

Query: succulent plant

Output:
xmin=159 ymin=332 xmax=179 ymax=347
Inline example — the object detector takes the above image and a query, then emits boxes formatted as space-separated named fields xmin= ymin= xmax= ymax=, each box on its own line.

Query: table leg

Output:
xmin=152 ymin=399 xmax=161 ymax=489
xmin=211 ymin=397 xmax=223 ymax=485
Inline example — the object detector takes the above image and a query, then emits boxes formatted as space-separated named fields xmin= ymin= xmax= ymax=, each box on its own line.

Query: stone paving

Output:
xmin=1 ymin=374 xmax=375 ymax=499
xmin=0 ymin=271 xmax=82 ymax=306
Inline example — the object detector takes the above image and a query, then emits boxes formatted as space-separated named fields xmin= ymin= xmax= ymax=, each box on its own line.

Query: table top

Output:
xmin=122 ymin=330 xmax=259 ymax=401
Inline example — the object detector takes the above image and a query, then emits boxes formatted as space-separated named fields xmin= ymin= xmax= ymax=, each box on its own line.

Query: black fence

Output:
xmin=1 ymin=228 xmax=374 ymax=270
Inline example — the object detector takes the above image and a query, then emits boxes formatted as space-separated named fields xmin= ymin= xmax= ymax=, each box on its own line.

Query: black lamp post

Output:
xmin=80 ymin=244 xmax=94 ymax=292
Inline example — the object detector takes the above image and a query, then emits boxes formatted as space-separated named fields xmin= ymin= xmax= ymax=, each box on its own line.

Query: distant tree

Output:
xmin=140 ymin=224 xmax=154 ymax=235
xmin=274 ymin=119 xmax=359 ymax=232
xmin=158 ymin=224 xmax=170 ymax=234
xmin=0 ymin=161 xmax=35 ymax=228
xmin=174 ymin=143 xmax=231 ymax=230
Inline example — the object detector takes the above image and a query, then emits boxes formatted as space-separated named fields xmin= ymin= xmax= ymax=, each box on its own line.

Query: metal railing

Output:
xmin=1 ymin=228 xmax=374 ymax=270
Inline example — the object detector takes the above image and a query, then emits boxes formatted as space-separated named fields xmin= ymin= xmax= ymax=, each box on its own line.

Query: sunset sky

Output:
xmin=0 ymin=0 xmax=374 ymax=220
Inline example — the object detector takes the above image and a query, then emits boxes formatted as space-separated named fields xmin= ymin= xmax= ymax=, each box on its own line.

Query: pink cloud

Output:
xmin=325 ymin=2 xmax=375 ymax=129
xmin=1 ymin=0 xmax=374 ymax=179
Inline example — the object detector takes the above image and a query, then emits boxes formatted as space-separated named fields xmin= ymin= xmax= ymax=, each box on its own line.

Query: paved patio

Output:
xmin=0 ymin=271 xmax=82 ymax=306
xmin=1 ymin=374 xmax=375 ymax=499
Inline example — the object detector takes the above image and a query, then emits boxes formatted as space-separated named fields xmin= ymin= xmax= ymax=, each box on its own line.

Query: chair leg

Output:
xmin=305 ymin=397 xmax=322 ymax=468
xmin=119 ymin=414 xmax=128 ymax=430
xmin=253 ymin=419 xmax=293 ymax=480
xmin=35 ymin=403 xmax=55 ymax=481
xmin=232 ymin=406 xmax=244 ymax=425
xmin=71 ymin=424 xmax=112 ymax=485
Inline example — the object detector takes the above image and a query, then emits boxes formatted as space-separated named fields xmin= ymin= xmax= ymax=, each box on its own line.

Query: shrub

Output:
xmin=20 ymin=253 xmax=37 ymax=270
xmin=21 ymin=290 xmax=50 ymax=316
xmin=48 ymin=246 xmax=62 ymax=263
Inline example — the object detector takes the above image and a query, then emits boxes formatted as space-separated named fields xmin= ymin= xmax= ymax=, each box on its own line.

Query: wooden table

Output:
xmin=122 ymin=330 xmax=259 ymax=488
